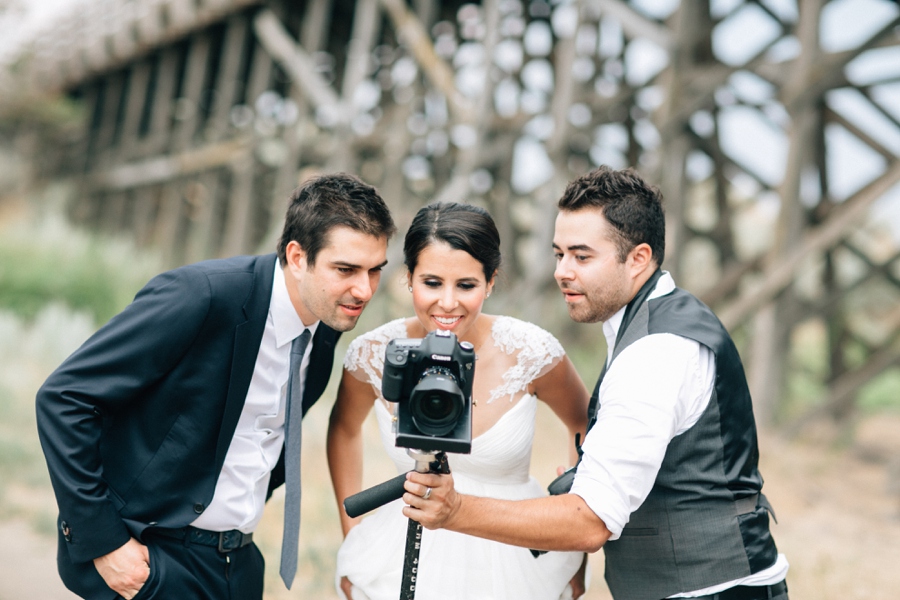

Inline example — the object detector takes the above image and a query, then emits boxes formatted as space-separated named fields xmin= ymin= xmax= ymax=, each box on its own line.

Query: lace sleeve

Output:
xmin=488 ymin=316 xmax=566 ymax=403
xmin=342 ymin=318 xmax=408 ymax=397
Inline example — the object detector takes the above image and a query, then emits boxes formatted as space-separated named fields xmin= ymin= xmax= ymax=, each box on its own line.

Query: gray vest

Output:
xmin=593 ymin=272 xmax=778 ymax=600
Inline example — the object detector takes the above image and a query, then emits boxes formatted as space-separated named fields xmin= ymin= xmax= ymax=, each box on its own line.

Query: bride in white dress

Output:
xmin=327 ymin=202 xmax=589 ymax=600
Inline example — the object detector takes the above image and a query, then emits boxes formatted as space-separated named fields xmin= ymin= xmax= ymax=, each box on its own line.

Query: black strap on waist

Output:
xmin=150 ymin=526 xmax=253 ymax=553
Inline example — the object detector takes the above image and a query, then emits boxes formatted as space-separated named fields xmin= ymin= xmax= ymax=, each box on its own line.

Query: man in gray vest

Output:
xmin=403 ymin=166 xmax=789 ymax=600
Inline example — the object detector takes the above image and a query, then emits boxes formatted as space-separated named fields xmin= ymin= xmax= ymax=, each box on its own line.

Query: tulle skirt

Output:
xmin=335 ymin=474 xmax=586 ymax=600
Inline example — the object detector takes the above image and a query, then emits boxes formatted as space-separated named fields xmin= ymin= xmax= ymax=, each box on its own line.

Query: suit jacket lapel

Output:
xmin=215 ymin=254 xmax=277 ymax=467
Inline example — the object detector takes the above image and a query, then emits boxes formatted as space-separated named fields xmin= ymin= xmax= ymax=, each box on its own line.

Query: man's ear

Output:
xmin=627 ymin=243 xmax=654 ymax=277
xmin=285 ymin=240 xmax=308 ymax=275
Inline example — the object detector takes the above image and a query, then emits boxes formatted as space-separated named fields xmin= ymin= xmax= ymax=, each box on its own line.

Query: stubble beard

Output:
xmin=565 ymin=283 xmax=631 ymax=324
xmin=566 ymin=300 xmax=616 ymax=324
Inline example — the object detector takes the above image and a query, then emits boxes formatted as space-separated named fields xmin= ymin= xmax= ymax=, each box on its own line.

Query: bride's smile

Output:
xmin=408 ymin=241 xmax=494 ymax=342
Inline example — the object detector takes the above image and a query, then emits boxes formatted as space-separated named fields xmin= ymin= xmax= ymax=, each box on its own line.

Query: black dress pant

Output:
xmin=125 ymin=531 xmax=265 ymax=600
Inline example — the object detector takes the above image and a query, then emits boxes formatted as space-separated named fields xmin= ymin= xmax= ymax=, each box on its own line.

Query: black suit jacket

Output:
xmin=35 ymin=254 xmax=340 ymax=597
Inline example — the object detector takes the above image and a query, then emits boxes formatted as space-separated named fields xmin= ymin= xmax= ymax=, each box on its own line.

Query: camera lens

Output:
xmin=419 ymin=392 xmax=456 ymax=421
xmin=409 ymin=367 xmax=464 ymax=436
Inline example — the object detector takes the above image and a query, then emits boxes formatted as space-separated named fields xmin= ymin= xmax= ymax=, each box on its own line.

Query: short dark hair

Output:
xmin=558 ymin=165 xmax=666 ymax=265
xmin=277 ymin=173 xmax=396 ymax=266
xmin=404 ymin=202 xmax=501 ymax=282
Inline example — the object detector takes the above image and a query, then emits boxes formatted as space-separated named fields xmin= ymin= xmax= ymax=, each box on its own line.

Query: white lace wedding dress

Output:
xmin=335 ymin=316 xmax=585 ymax=600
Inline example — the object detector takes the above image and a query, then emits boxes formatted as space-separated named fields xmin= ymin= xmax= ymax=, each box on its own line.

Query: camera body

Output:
xmin=382 ymin=329 xmax=475 ymax=454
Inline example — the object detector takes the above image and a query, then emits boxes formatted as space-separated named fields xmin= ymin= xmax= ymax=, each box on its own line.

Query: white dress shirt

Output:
xmin=569 ymin=272 xmax=788 ymax=597
xmin=192 ymin=262 xmax=317 ymax=534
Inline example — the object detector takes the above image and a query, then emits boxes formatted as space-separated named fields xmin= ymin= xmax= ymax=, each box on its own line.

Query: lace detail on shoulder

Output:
xmin=487 ymin=316 xmax=565 ymax=403
xmin=343 ymin=318 xmax=408 ymax=395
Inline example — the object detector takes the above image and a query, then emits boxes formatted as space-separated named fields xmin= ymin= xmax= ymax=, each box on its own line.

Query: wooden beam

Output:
xmin=221 ymin=159 xmax=257 ymax=256
xmin=88 ymin=137 xmax=254 ymax=191
xmin=786 ymin=337 xmax=900 ymax=436
xmin=172 ymin=34 xmax=213 ymax=150
xmin=119 ymin=61 xmax=153 ymax=159
xmin=588 ymin=0 xmax=673 ymax=50
xmin=824 ymin=107 xmax=898 ymax=164
xmin=301 ymin=0 xmax=334 ymax=53
xmin=783 ymin=15 xmax=900 ymax=113
xmin=140 ymin=48 xmax=181 ymax=156
xmin=718 ymin=160 xmax=900 ymax=330
xmin=206 ymin=15 xmax=250 ymax=140
xmin=379 ymin=0 xmax=474 ymax=120
xmin=252 ymin=9 xmax=341 ymax=111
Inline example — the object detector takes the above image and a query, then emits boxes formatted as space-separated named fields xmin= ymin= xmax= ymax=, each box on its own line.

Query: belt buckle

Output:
xmin=217 ymin=530 xmax=241 ymax=553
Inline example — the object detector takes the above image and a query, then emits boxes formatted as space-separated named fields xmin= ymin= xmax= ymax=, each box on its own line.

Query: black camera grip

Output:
xmin=547 ymin=466 xmax=576 ymax=496
xmin=344 ymin=472 xmax=409 ymax=518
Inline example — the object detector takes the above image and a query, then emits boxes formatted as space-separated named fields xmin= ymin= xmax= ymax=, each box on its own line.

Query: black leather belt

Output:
xmin=151 ymin=526 xmax=253 ymax=553
xmin=688 ymin=579 xmax=788 ymax=600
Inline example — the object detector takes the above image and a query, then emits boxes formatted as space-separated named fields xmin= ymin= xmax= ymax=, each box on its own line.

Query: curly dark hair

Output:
xmin=557 ymin=165 xmax=665 ymax=265
xmin=277 ymin=173 xmax=396 ymax=266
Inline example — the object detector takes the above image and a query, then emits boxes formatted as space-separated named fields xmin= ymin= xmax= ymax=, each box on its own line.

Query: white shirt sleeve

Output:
xmin=569 ymin=332 xmax=714 ymax=539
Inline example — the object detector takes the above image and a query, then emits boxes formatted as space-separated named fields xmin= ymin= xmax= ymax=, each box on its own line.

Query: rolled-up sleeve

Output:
xmin=569 ymin=333 xmax=710 ymax=539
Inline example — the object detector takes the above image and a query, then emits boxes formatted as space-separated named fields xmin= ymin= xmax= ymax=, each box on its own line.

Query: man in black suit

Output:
xmin=36 ymin=173 xmax=396 ymax=599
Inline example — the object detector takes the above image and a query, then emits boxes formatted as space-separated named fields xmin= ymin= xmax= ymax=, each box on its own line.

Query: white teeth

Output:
xmin=434 ymin=316 xmax=460 ymax=325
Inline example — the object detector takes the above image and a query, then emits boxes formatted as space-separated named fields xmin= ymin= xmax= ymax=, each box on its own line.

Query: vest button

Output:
xmin=193 ymin=503 xmax=205 ymax=514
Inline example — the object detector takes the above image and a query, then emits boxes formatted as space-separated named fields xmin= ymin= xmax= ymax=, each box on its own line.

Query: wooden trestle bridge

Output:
xmin=2 ymin=0 xmax=899 ymax=428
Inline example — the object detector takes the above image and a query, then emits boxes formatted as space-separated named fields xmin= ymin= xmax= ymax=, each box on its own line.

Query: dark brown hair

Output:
xmin=277 ymin=173 xmax=396 ymax=266
xmin=404 ymin=202 xmax=501 ymax=282
xmin=558 ymin=165 xmax=666 ymax=265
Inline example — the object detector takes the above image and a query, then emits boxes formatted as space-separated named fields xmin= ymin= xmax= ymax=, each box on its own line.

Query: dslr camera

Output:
xmin=382 ymin=329 xmax=475 ymax=454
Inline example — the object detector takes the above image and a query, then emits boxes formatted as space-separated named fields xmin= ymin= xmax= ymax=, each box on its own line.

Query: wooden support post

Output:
xmin=141 ymin=48 xmax=181 ymax=156
xmin=253 ymin=10 xmax=340 ymax=112
xmin=254 ymin=0 xmax=339 ymax=252
xmin=132 ymin=187 xmax=160 ymax=247
xmin=379 ymin=0 xmax=473 ymax=120
xmin=91 ymin=74 xmax=126 ymax=172
xmin=326 ymin=0 xmax=381 ymax=173
xmin=156 ymin=33 xmax=213 ymax=265
xmin=187 ymin=16 xmax=250 ymax=262
xmin=221 ymin=159 xmax=256 ymax=256
xmin=205 ymin=15 xmax=249 ymax=140
xmin=719 ymin=161 xmax=900 ymax=328
xmin=184 ymin=172 xmax=222 ymax=264
xmin=301 ymin=0 xmax=334 ymax=55
xmin=119 ymin=61 xmax=153 ymax=160
xmin=747 ymin=0 xmax=823 ymax=425
xmin=212 ymin=14 xmax=260 ymax=258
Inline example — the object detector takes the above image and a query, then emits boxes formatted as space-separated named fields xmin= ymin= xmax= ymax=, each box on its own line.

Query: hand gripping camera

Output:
xmin=381 ymin=329 xmax=475 ymax=454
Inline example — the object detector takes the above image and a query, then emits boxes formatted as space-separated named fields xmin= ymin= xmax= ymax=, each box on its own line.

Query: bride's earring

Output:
xmin=408 ymin=285 xmax=413 ymax=292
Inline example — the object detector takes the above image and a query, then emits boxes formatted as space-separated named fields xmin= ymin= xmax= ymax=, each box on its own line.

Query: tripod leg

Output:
xmin=398 ymin=450 xmax=448 ymax=600
xmin=399 ymin=518 xmax=423 ymax=600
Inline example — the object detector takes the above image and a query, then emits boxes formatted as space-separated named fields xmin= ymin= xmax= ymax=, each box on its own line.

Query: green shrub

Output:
xmin=0 ymin=215 xmax=162 ymax=325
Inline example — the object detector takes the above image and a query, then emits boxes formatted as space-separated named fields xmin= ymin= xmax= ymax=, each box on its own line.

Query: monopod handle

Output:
xmin=344 ymin=472 xmax=409 ymax=518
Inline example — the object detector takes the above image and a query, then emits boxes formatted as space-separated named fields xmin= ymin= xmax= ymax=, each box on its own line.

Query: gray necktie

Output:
xmin=280 ymin=328 xmax=311 ymax=588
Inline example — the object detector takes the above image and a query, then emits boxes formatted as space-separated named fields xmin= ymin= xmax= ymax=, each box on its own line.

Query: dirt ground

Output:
xmin=6 ymin=410 xmax=900 ymax=600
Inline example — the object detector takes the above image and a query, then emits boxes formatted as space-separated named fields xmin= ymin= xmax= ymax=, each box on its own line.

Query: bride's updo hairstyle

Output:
xmin=404 ymin=202 xmax=501 ymax=282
